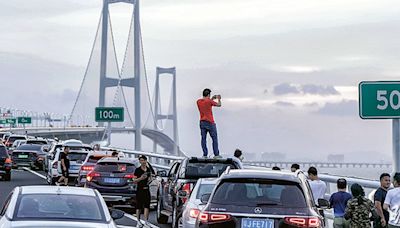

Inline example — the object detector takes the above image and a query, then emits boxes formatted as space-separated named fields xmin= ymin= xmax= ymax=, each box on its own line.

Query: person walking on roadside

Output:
xmin=291 ymin=163 xmax=300 ymax=172
xmin=330 ymin=178 xmax=352 ymax=228
xmin=384 ymin=173 xmax=400 ymax=228
xmin=56 ymin=146 xmax=70 ymax=186
xmin=307 ymin=167 xmax=327 ymax=205
xmin=197 ymin=88 xmax=222 ymax=159
xmin=374 ymin=173 xmax=391 ymax=228
xmin=133 ymin=155 xmax=155 ymax=228
xmin=345 ymin=183 xmax=375 ymax=228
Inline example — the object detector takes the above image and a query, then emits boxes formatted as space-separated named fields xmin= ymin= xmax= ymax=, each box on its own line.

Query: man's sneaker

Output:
xmin=55 ymin=182 xmax=60 ymax=186
xmin=214 ymin=155 xmax=222 ymax=159
xmin=136 ymin=221 xmax=143 ymax=228
xmin=144 ymin=221 xmax=152 ymax=227
xmin=202 ymin=156 xmax=208 ymax=159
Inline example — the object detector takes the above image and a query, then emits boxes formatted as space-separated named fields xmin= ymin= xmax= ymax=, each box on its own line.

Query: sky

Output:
xmin=1 ymin=0 xmax=400 ymax=162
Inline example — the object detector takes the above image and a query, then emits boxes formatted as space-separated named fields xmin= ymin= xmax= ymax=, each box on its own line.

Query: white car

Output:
xmin=46 ymin=139 xmax=93 ymax=184
xmin=180 ymin=178 xmax=218 ymax=228
xmin=0 ymin=186 xmax=125 ymax=228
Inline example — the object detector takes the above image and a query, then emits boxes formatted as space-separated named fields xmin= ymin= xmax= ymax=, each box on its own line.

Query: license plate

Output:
xmin=241 ymin=218 xmax=274 ymax=228
xmin=104 ymin=178 xmax=120 ymax=184
xmin=69 ymin=165 xmax=79 ymax=170
xmin=18 ymin=155 xmax=28 ymax=159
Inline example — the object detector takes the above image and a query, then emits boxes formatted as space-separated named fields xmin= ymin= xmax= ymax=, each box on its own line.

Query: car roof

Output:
xmin=222 ymin=169 xmax=302 ymax=183
xmin=20 ymin=186 xmax=97 ymax=197
xmin=98 ymin=157 xmax=137 ymax=164
xmin=188 ymin=157 xmax=235 ymax=163
xmin=198 ymin=177 xmax=219 ymax=184
xmin=62 ymin=139 xmax=83 ymax=146
xmin=9 ymin=135 xmax=26 ymax=138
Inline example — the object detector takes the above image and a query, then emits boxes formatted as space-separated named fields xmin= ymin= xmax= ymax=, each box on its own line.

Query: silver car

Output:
xmin=0 ymin=186 xmax=125 ymax=228
xmin=180 ymin=178 xmax=218 ymax=228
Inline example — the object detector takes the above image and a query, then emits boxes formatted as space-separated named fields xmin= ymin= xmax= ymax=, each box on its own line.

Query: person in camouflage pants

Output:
xmin=345 ymin=183 xmax=375 ymax=228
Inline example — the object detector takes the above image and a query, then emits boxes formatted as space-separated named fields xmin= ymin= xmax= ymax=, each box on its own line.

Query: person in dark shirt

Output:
xmin=330 ymin=178 xmax=352 ymax=228
xmin=56 ymin=146 xmax=70 ymax=186
xmin=375 ymin=173 xmax=391 ymax=228
xmin=134 ymin=155 xmax=155 ymax=227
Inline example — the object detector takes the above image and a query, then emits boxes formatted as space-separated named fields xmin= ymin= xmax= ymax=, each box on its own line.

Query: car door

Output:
xmin=164 ymin=162 xmax=180 ymax=210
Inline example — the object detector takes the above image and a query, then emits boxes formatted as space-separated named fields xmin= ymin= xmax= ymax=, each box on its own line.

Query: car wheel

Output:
xmin=156 ymin=194 xmax=168 ymax=224
xmin=4 ymin=172 xmax=11 ymax=181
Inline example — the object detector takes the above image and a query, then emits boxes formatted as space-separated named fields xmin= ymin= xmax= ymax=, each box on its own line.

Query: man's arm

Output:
xmin=61 ymin=158 xmax=66 ymax=171
xmin=375 ymin=201 xmax=387 ymax=226
xmin=214 ymin=95 xmax=222 ymax=107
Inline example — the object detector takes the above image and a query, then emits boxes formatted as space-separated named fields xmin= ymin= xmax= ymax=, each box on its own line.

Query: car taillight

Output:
xmin=52 ymin=161 xmax=58 ymax=169
xmin=198 ymin=212 xmax=231 ymax=223
xmin=124 ymin=174 xmax=136 ymax=179
xmin=182 ymin=183 xmax=192 ymax=203
xmin=5 ymin=158 xmax=12 ymax=163
xmin=86 ymin=171 xmax=101 ymax=182
xmin=189 ymin=209 xmax=200 ymax=218
xmin=81 ymin=165 xmax=94 ymax=171
xmin=284 ymin=217 xmax=320 ymax=228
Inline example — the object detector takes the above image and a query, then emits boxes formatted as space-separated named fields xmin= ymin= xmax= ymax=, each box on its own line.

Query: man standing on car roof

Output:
xmin=56 ymin=146 xmax=70 ymax=186
xmin=134 ymin=155 xmax=155 ymax=227
xmin=197 ymin=88 xmax=222 ymax=159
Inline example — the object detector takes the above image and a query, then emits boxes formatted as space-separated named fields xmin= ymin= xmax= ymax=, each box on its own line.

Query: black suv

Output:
xmin=156 ymin=157 xmax=242 ymax=228
xmin=85 ymin=157 xmax=139 ymax=207
xmin=196 ymin=169 xmax=327 ymax=228
xmin=0 ymin=144 xmax=12 ymax=181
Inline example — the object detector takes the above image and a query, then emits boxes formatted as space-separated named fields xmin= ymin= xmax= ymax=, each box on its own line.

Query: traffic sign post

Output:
xmin=95 ymin=107 xmax=124 ymax=122
xmin=95 ymin=107 xmax=124 ymax=146
xmin=17 ymin=117 xmax=32 ymax=124
xmin=359 ymin=81 xmax=400 ymax=173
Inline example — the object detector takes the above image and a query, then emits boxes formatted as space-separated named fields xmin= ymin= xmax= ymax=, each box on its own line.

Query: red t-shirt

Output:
xmin=197 ymin=98 xmax=218 ymax=123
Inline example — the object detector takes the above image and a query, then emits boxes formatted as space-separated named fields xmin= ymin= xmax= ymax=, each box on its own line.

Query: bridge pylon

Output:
xmin=98 ymin=0 xmax=142 ymax=150
xmin=153 ymin=67 xmax=179 ymax=155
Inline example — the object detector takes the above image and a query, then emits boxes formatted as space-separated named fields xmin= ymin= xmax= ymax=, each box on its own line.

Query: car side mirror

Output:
xmin=109 ymin=208 xmax=125 ymax=220
xmin=157 ymin=170 xmax=167 ymax=177
xmin=178 ymin=190 xmax=188 ymax=198
xmin=318 ymin=198 xmax=329 ymax=208
xmin=200 ymin=193 xmax=211 ymax=204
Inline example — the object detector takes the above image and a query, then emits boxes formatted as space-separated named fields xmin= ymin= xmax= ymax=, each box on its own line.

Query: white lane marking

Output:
xmin=22 ymin=167 xmax=46 ymax=180
xmin=124 ymin=214 xmax=160 ymax=228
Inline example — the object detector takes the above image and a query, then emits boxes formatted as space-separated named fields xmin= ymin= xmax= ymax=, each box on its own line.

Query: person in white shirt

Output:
xmin=384 ymin=172 xmax=400 ymax=228
xmin=308 ymin=166 xmax=327 ymax=205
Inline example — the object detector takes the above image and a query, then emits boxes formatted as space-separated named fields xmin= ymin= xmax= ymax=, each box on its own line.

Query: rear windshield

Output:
xmin=211 ymin=179 xmax=307 ymax=208
xmin=16 ymin=144 xmax=43 ymax=152
xmin=67 ymin=152 xmax=88 ymax=162
xmin=0 ymin=146 xmax=7 ymax=156
xmin=15 ymin=194 xmax=105 ymax=222
xmin=26 ymin=141 xmax=47 ymax=145
xmin=8 ymin=136 xmax=26 ymax=143
xmin=196 ymin=184 xmax=216 ymax=199
xmin=87 ymin=155 xmax=108 ymax=163
xmin=95 ymin=162 xmax=136 ymax=173
xmin=184 ymin=162 xmax=236 ymax=178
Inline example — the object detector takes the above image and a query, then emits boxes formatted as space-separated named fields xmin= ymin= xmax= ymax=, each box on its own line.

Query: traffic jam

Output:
xmin=0 ymin=132 xmax=328 ymax=228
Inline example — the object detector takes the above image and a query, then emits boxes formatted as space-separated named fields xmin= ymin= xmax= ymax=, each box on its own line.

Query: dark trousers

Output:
xmin=200 ymin=121 xmax=219 ymax=156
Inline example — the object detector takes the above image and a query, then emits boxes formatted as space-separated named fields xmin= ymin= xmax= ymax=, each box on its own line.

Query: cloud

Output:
xmin=301 ymin=84 xmax=340 ymax=96
xmin=316 ymin=100 xmax=358 ymax=116
xmin=273 ymin=66 xmax=321 ymax=74
xmin=274 ymin=101 xmax=295 ymax=107
xmin=273 ymin=83 xmax=300 ymax=95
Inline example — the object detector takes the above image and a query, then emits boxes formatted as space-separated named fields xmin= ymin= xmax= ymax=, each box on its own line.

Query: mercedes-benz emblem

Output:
xmin=254 ymin=207 xmax=262 ymax=214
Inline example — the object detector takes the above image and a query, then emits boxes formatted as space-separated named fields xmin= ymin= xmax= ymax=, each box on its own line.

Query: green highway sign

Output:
xmin=95 ymin=107 xmax=124 ymax=122
xmin=6 ymin=118 xmax=16 ymax=124
xmin=17 ymin=117 xmax=32 ymax=124
xmin=0 ymin=119 xmax=6 ymax=124
xmin=359 ymin=81 xmax=400 ymax=119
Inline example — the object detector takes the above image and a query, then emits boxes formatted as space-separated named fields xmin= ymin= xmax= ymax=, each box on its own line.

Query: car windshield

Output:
xmin=27 ymin=141 xmax=47 ymax=145
xmin=15 ymin=194 xmax=105 ymax=222
xmin=8 ymin=136 xmax=25 ymax=143
xmin=185 ymin=162 xmax=236 ymax=178
xmin=196 ymin=183 xmax=216 ymax=199
xmin=67 ymin=152 xmax=88 ymax=163
xmin=95 ymin=162 xmax=136 ymax=173
xmin=16 ymin=144 xmax=43 ymax=152
xmin=0 ymin=146 xmax=7 ymax=156
xmin=87 ymin=155 xmax=108 ymax=163
xmin=211 ymin=179 xmax=307 ymax=208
